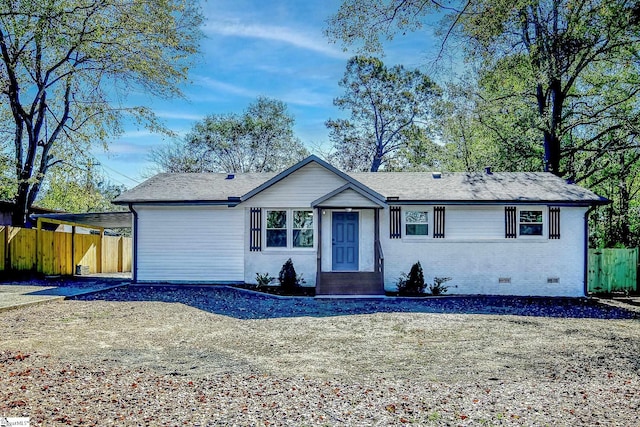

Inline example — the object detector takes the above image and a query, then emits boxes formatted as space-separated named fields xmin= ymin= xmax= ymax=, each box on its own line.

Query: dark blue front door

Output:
xmin=332 ymin=212 xmax=359 ymax=271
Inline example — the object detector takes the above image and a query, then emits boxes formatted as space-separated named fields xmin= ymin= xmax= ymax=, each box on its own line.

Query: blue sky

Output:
xmin=94 ymin=0 xmax=440 ymax=188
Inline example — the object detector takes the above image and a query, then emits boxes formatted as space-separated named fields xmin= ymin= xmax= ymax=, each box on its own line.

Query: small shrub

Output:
xmin=278 ymin=258 xmax=304 ymax=292
xmin=255 ymin=272 xmax=274 ymax=288
xmin=429 ymin=277 xmax=452 ymax=296
xmin=397 ymin=262 xmax=426 ymax=296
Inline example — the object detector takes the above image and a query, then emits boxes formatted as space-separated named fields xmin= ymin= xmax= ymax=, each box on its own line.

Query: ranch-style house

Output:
xmin=114 ymin=155 xmax=608 ymax=297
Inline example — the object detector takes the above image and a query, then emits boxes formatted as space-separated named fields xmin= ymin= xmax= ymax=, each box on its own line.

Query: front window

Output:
xmin=405 ymin=211 xmax=428 ymax=236
xmin=293 ymin=210 xmax=314 ymax=248
xmin=519 ymin=210 xmax=543 ymax=236
xmin=266 ymin=210 xmax=287 ymax=247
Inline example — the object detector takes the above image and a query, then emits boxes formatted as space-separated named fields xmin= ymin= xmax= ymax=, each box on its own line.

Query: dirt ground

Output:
xmin=0 ymin=295 xmax=639 ymax=425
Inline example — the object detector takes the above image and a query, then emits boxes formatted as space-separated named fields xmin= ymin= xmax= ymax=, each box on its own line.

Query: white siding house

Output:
xmin=114 ymin=156 xmax=608 ymax=297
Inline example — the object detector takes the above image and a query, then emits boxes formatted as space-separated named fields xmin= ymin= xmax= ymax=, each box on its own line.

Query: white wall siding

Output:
xmin=136 ymin=206 xmax=244 ymax=282
xmin=247 ymin=163 xmax=347 ymax=207
xmin=381 ymin=205 xmax=588 ymax=297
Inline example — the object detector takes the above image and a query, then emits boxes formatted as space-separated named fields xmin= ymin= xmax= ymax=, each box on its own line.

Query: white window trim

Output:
xmin=402 ymin=209 xmax=431 ymax=240
xmin=517 ymin=206 xmax=546 ymax=238
xmin=265 ymin=209 xmax=288 ymax=249
xmin=264 ymin=208 xmax=316 ymax=250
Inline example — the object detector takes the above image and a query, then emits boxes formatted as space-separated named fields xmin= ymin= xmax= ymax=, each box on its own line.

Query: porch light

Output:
xmin=345 ymin=208 xmax=353 ymax=212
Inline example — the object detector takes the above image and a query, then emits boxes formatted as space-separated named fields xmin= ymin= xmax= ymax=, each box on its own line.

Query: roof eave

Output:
xmin=386 ymin=199 xmax=610 ymax=206
xmin=113 ymin=199 xmax=239 ymax=207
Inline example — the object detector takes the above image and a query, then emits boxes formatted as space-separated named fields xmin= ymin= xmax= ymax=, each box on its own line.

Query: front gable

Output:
xmin=312 ymin=184 xmax=386 ymax=209
xmin=240 ymin=155 xmax=384 ymax=208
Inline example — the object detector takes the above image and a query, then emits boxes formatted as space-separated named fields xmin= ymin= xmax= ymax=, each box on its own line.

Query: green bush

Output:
xmin=278 ymin=258 xmax=304 ymax=292
xmin=429 ymin=277 xmax=452 ymax=296
xmin=255 ymin=272 xmax=274 ymax=288
xmin=397 ymin=262 xmax=426 ymax=296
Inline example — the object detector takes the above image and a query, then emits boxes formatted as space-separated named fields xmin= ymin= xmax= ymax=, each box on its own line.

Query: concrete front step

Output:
xmin=317 ymin=272 xmax=384 ymax=295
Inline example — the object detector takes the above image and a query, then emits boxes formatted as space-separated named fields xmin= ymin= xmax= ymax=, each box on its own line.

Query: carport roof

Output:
xmin=32 ymin=211 xmax=133 ymax=228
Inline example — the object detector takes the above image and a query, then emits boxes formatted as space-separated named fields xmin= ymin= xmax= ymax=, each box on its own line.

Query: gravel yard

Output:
xmin=0 ymin=285 xmax=639 ymax=426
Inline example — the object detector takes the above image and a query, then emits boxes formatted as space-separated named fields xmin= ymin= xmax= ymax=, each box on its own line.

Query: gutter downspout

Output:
xmin=584 ymin=205 xmax=598 ymax=297
xmin=129 ymin=203 xmax=138 ymax=283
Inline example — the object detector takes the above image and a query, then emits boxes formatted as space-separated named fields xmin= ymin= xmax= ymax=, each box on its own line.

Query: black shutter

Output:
xmin=434 ymin=206 xmax=445 ymax=238
xmin=505 ymin=206 xmax=517 ymax=238
xmin=549 ymin=207 xmax=560 ymax=239
xmin=390 ymin=206 xmax=401 ymax=239
xmin=250 ymin=208 xmax=262 ymax=251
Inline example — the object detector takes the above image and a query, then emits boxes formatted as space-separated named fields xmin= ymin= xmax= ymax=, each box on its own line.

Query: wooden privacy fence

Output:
xmin=0 ymin=225 xmax=131 ymax=276
xmin=588 ymin=248 xmax=638 ymax=293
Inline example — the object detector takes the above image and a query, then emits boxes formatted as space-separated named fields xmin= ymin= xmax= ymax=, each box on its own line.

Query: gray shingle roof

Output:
xmin=113 ymin=172 xmax=275 ymax=204
xmin=348 ymin=171 xmax=607 ymax=204
xmin=114 ymin=162 xmax=607 ymax=206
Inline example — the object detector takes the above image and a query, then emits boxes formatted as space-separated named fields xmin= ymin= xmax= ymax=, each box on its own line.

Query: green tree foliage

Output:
xmin=37 ymin=161 xmax=126 ymax=213
xmin=326 ymin=56 xmax=441 ymax=172
xmin=150 ymin=97 xmax=309 ymax=173
xmin=0 ymin=146 xmax=12 ymax=200
xmin=328 ymin=0 xmax=640 ymax=247
xmin=588 ymin=150 xmax=640 ymax=248
xmin=329 ymin=0 xmax=640 ymax=176
xmin=437 ymin=81 xmax=509 ymax=173
xmin=0 ymin=0 xmax=202 ymax=225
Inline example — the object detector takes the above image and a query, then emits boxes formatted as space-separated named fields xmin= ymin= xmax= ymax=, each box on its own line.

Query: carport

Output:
xmin=30 ymin=211 xmax=133 ymax=277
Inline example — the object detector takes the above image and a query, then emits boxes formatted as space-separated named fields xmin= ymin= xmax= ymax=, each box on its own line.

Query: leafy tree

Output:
xmin=328 ymin=0 xmax=640 ymax=177
xmin=0 ymin=146 xmax=12 ymax=200
xmin=151 ymin=97 xmax=309 ymax=173
xmin=326 ymin=56 xmax=441 ymax=172
xmin=437 ymin=80 xmax=507 ymax=173
xmin=588 ymin=150 xmax=640 ymax=248
xmin=327 ymin=0 xmax=640 ymax=246
xmin=0 ymin=0 xmax=202 ymax=225
xmin=148 ymin=140 xmax=211 ymax=174
xmin=386 ymin=125 xmax=445 ymax=171
xmin=37 ymin=161 xmax=126 ymax=213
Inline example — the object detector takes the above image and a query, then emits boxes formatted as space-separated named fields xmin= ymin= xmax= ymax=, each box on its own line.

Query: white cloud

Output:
xmin=204 ymin=21 xmax=347 ymax=59
xmin=155 ymin=111 xmax=205 ymax=121
xmin=279 ymin=88 xmax=333 ymax=107
xmin=192 ymin=75 xmax=257 ymax=98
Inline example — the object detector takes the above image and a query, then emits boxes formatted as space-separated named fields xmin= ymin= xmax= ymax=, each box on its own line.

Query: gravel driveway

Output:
xmin=0 ymin=285 xmax=638 ymax=426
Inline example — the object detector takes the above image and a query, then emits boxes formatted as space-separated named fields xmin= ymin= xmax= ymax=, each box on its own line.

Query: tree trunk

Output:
xmin=618 ymin=180 xmax=630 ymax=247
xmin=370 ymin=153 xmax=383 ymax=172
xmin=538 ymin=78 xmax=563 ymax=176
xmin=543 ymin=130 xmax=562 ymax=175
xmin=12 ymin=182 xmax=29 ymax=227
